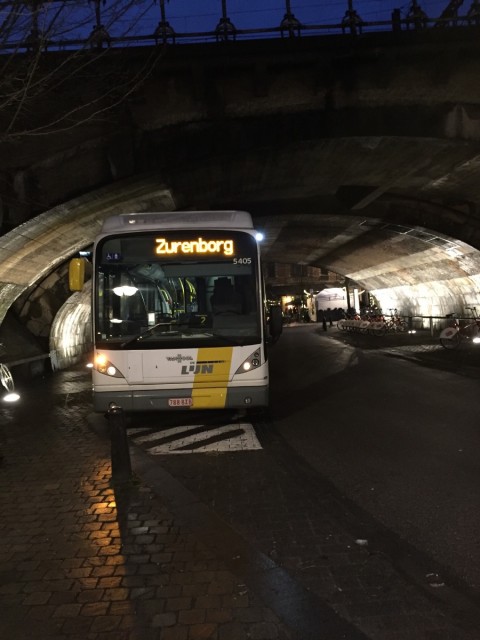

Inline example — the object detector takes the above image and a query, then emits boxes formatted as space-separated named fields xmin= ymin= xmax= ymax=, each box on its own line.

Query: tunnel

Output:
xmin=2 ymin=33 xmax=480 ymax=372
xmin=1 ymin=145 xmax=480 ymax=373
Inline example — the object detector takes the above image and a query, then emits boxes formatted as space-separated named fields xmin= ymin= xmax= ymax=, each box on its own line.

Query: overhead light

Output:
xmin=113 ymin=285 xmax=138 ymax=297
xmin=255 ymin=232 xmax=264 ymax=242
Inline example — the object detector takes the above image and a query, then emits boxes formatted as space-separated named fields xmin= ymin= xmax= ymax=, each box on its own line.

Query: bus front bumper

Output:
xmin=93 ymin=385 xmax=269 ymax=413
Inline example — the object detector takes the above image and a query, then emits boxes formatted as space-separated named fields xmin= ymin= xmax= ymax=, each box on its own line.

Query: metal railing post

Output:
xmin=108 ymin=404 xmax=132 ymax=484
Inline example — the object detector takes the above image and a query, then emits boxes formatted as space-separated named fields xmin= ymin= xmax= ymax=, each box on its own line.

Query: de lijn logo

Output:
xmin=181 ymin=360 xmax=225 ymax=375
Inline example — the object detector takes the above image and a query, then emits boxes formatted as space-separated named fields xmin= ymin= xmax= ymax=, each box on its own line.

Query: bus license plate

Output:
xmin=168 ymin=398 xmax=193 ymax=407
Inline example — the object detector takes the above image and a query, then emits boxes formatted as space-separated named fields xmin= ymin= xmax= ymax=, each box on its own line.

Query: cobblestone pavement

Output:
xmin=0 ymin=371 xmax=294 ymax=640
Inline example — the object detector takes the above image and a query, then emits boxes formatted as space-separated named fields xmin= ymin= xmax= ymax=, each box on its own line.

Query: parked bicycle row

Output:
xmin=335 ymin=305 xmax=480 ymax=349
xmin=337 ymin=309 xmax=409 ymax=336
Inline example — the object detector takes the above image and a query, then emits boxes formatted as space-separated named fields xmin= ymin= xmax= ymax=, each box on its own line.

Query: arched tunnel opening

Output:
xmin=2 ymin=31 xmax=480 ymax=376
xmin=2 ymin=123 xmax=480 ymax=376
xmin=2 ymin=194 xmax=480 ymax=376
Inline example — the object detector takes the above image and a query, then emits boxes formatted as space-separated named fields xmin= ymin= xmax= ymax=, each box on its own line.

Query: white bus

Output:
xmin=72 ymin=211 xmax=282 ymax=412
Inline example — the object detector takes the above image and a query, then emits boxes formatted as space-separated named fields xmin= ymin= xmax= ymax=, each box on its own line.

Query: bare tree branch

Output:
xmin=0 ymin=0 xmax=163 ymax=142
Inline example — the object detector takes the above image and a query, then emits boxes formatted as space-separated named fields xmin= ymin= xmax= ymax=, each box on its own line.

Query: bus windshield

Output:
xmin=94 ymin=229 xmax=261 ymax=349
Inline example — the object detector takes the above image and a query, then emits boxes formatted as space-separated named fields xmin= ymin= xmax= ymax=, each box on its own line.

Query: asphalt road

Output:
xmin=269 ymin=324 xmax=480 ymax=592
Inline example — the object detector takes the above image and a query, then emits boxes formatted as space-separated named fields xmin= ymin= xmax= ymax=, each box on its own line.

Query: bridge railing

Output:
xmin=1 ymin=8 xmax=480 ymax=54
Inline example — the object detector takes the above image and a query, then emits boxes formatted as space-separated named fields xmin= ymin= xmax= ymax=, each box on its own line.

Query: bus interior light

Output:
xmin=113 ymin=285 xmax=138 ymax=297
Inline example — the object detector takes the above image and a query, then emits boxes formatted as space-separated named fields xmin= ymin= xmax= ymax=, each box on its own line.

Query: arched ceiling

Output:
xmin=3 ymin=35 xmax=480 ymax=323
xmin=2 ymin=130 xmax=480 ymax=328
xmin=0 ymin=177 xmax=176 ymax=325
xmin=163 ymin=133 xmax=480 ymax=308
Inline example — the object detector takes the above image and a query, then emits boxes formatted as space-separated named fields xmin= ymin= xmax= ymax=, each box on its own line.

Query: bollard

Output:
xmin=108 ymin=403 xmax=132 ymax=484
xmin=322 ymin=317 xmax=328 ymax=331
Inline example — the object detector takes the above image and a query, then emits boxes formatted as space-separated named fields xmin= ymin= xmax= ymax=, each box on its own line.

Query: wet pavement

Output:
xmin=1 ymin=329 xmax=480 ymax=639
xmin=0 ymin=373 xmax=294 ymax=640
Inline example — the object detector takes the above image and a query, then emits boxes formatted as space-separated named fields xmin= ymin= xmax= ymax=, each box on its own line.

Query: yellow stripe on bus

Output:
xmin=191 ymin=346 xmax=233 ymax=409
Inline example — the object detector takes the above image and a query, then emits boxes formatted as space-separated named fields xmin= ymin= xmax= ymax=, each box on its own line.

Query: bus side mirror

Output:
xmin=69 ymin=258 xmax=86 ymax=292
xmin=268 ymin=305 xmax=283 ymax=343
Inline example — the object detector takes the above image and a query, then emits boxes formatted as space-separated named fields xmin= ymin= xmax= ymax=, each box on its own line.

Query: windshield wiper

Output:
xmin=208 ymin=333 xmax=250 ymax=346
xmin=120 ymin=320 xmax=178 ymax=348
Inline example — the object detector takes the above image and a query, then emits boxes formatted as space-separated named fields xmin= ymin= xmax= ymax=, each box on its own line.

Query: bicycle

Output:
xmin=364 ymin=312 xmax=384 ymax=336
xmin=385 ymin=308 xmax=407 ymax=333
xmin=439 ymin=307 xmax=480 ymax=349
xmin=0 ymin=344 xmax=19 ymax=402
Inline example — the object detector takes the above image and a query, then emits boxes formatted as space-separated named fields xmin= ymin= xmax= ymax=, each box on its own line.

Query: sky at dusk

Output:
xmin=17 ymin=0 xmax=463 ymax=45
xmin=147 ymin=1 xmax=454 ymax=33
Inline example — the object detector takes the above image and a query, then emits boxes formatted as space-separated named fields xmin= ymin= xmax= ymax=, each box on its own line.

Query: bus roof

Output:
xmin=100 ymin=211 xmax=254 ymax=234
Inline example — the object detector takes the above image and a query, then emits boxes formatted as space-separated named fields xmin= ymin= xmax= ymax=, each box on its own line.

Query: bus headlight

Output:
xmin=235 ymin=350 xmax=262 ymax=375
xmin=94 ymin=354 xmax=125 ymax=378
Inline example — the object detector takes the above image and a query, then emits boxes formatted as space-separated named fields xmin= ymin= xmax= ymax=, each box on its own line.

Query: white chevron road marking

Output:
xmin=129 ymin=422 xmax=262 ymax=454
